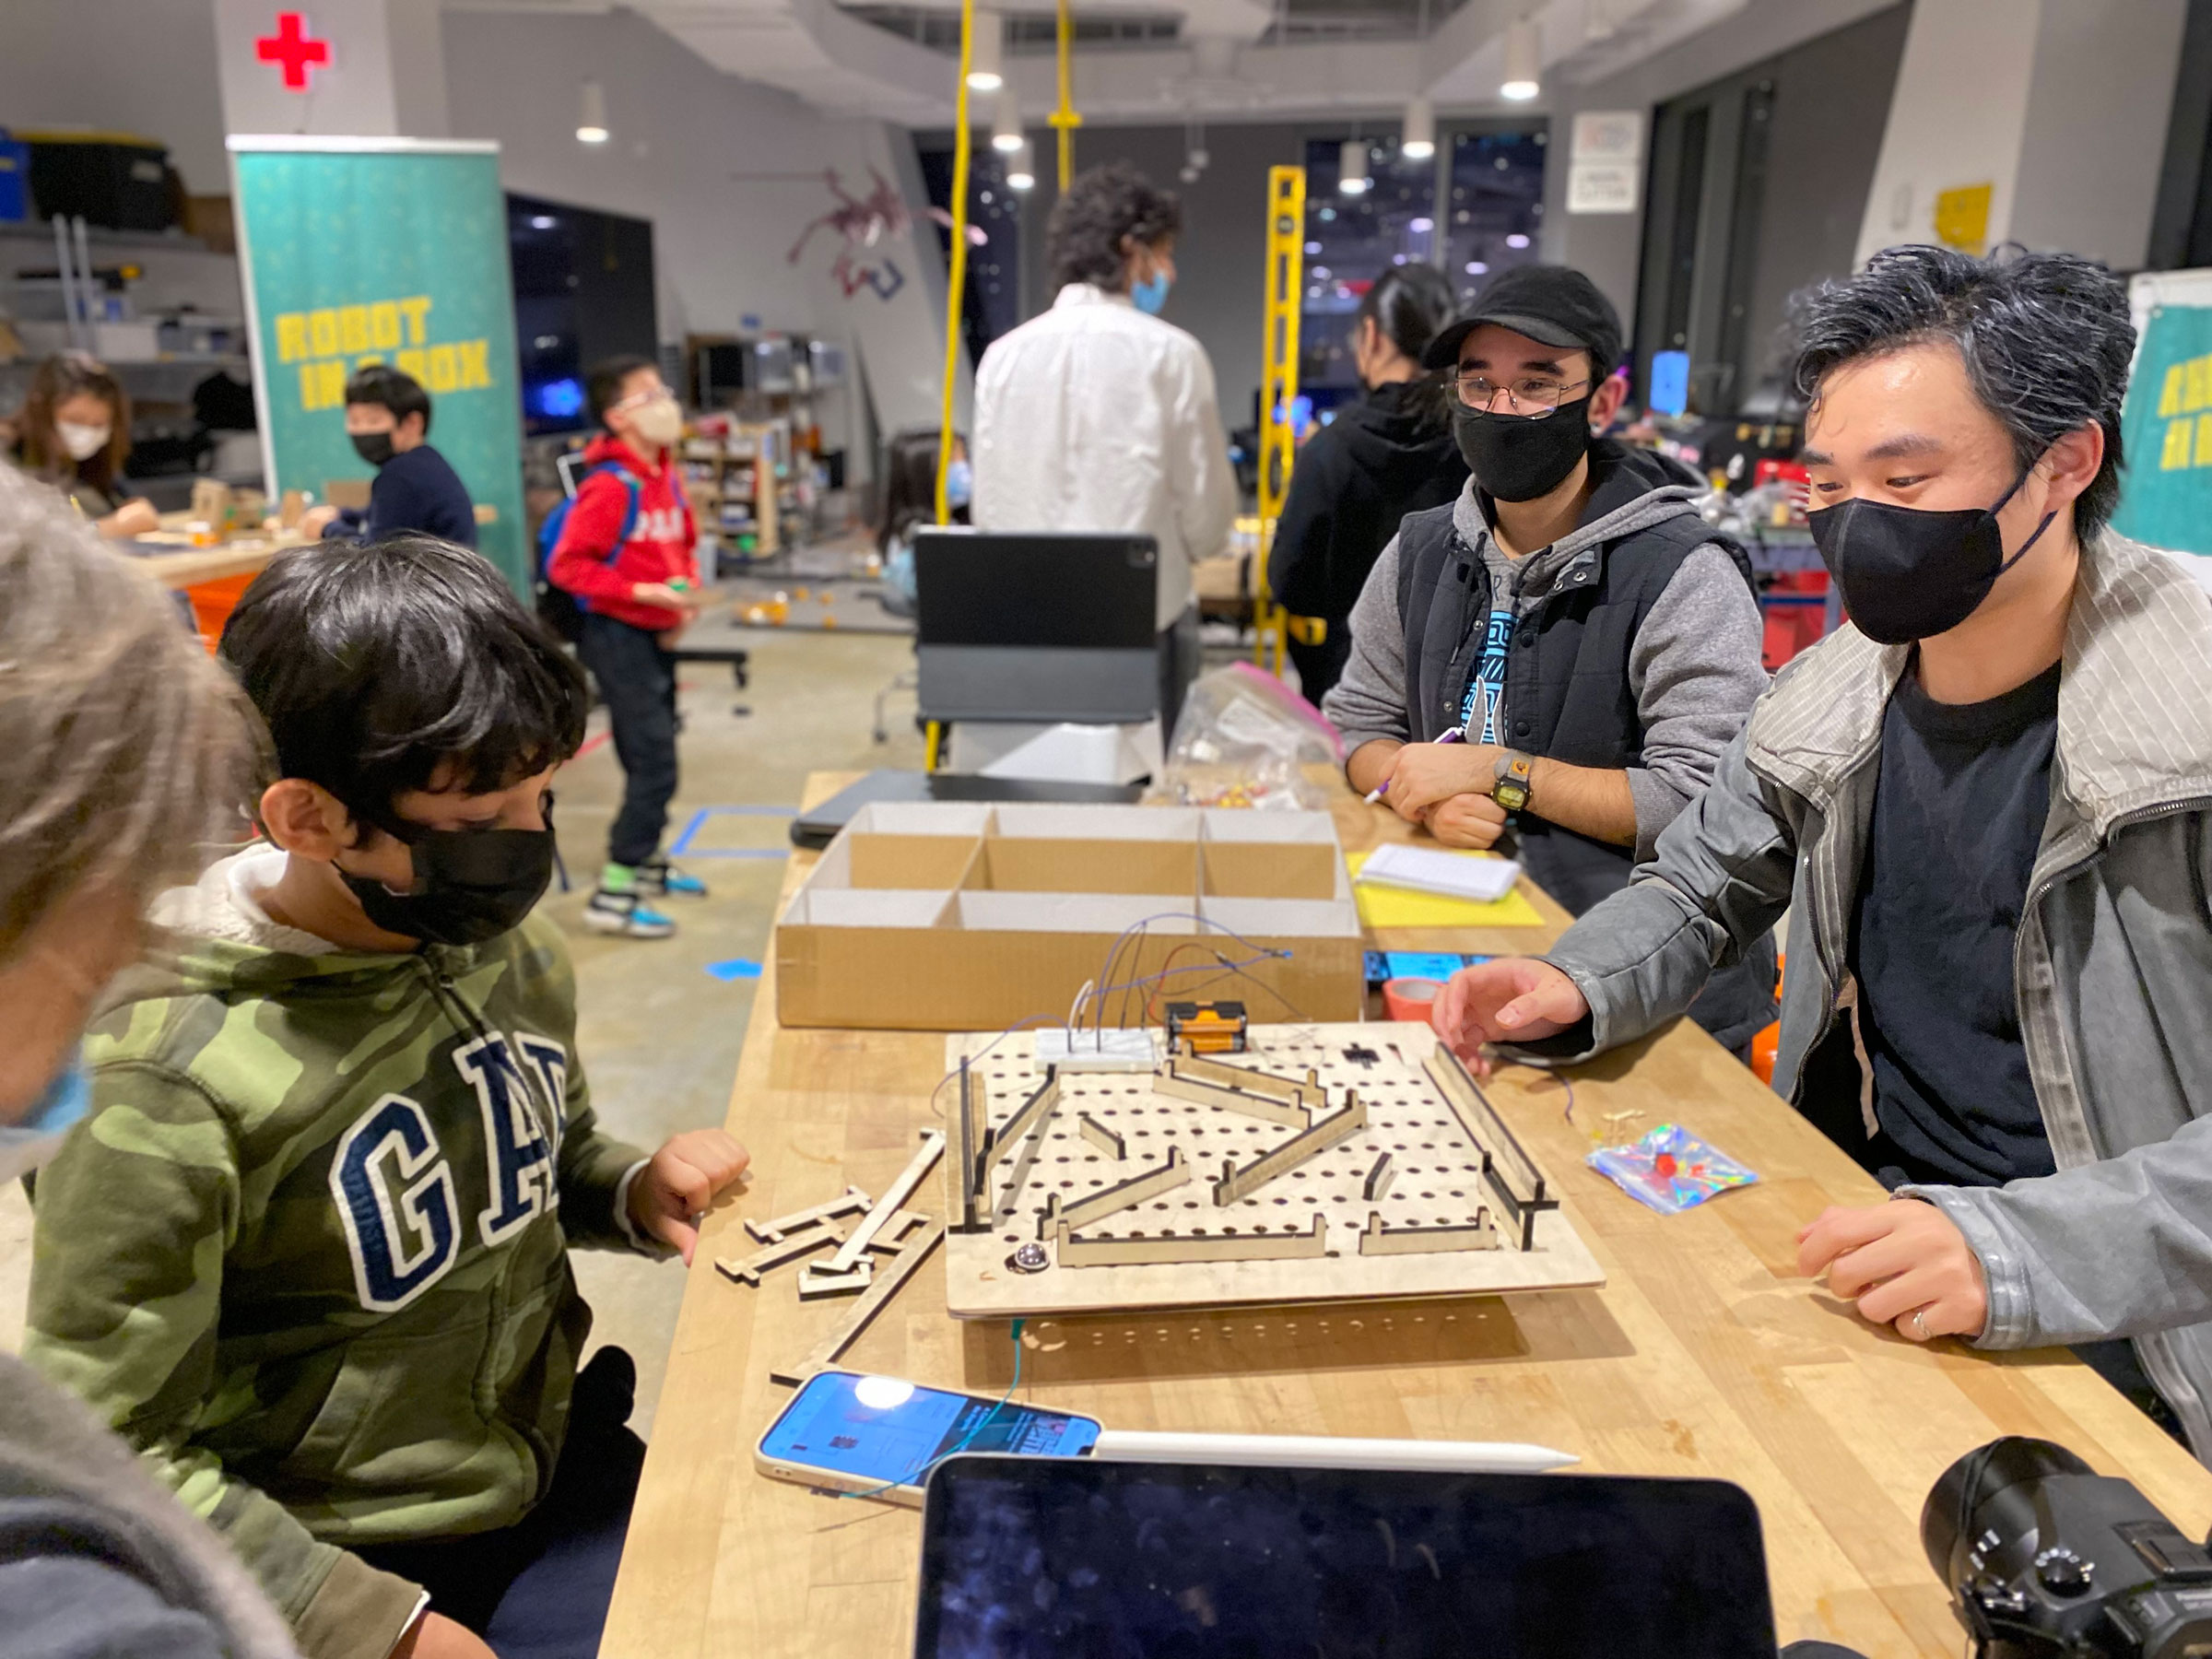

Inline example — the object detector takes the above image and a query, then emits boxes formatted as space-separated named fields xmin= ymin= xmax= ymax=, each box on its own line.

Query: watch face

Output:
xmin=1495 ymin=782 xmax=1528 ymax=811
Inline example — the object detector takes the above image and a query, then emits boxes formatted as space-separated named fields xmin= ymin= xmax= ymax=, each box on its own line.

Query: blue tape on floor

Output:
xmin=705 ymin=958 xmax=763 ymax=982
xmin=667 ymin=804 xmax=799 ymax=859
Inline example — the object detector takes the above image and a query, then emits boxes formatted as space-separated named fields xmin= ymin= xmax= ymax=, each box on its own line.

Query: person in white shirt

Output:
xmin=972 ymin=161 xmax=1239 ymax=735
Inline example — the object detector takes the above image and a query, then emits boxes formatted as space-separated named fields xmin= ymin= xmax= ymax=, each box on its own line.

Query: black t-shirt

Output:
xmin=1848 ymin=657 xmax=2063 ymax=1190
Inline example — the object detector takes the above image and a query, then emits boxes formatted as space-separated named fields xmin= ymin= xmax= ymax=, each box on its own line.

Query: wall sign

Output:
xmin=2113 ymin=295 xmax=2212 ymax=560
xmin=1568 ymin=110 xmax=1643 ymax=217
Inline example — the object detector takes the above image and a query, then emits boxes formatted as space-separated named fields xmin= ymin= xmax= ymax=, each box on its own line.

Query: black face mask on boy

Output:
xmin=350 ymin=432 xmax=396 ymax=468
xmin=337 ymin=797 xmax=558 ymax=947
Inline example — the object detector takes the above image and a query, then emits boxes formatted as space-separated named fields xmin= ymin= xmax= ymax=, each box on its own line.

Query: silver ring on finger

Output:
xmin=1910 ymin=1307 xmax=1931 ymax=1341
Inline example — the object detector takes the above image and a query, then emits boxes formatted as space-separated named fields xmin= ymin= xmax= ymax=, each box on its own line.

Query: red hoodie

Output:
xmin=547 ymin=434 xmax=699 ymax=631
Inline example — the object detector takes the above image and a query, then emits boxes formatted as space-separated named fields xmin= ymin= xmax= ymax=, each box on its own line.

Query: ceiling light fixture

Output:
xmin=1338 ymin=138 xmax=1371 ymax=194
xmin=992 ymin=90 xmax=1023 ymax=152
xmin=576 ymin=79 xmax=610 ymax=144
xmin=1500 ymin=18 xmax=1541 ymax=100
xmin=967 ymin=9 xmax=1005 ymax=92
xmin=1007 ymin=139 xmax=1036 ymax=191
xmin=1402 ymin=96 xmax=1436 ymax=161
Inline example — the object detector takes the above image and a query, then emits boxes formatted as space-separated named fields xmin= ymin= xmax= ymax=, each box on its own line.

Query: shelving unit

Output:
xmin=682 ymin=423 xmax=782 ymax=569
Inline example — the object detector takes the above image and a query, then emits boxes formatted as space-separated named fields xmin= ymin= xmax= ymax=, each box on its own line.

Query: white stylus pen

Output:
xmin=1087 ymin=1430 xmax=1577 ymax=1475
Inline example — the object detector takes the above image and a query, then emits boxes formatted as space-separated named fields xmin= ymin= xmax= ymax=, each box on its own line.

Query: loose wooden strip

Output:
xmin=1077 ymin=1112 xmax=1125 ymax=1160
xmin=796 ymin=1260 xmax=875 ymax=1299
xmin=1039 ymin=1147 xmax=1190 ymax=1240
xmin=954 ymin=1058 xmax=982 ymax=1233
xmin=1210 ymin=1090 xmax=1368 ymax=1207
xmin=1357 ymin=1209 xmax=1497 ymax=1256
xmin=825 ymin=1130 xmax=944 ymax=1274
xmin=1362 ymin=1151 xmax=1395 ymax=1203
xmin=716 ymin=1218 xmax=848 ymax=1286
xmin=1055 ymin=1213 xmax=1327 ymax=1265
xmin=743 ymin=1186 xmax=871 ymax=1245
xmin=768 ymin=1218 xmax=947 ymax=1388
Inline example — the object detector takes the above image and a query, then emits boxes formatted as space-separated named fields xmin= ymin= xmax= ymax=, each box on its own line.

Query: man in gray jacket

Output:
xmin=1435 ymin=244 xmax=2212 ymax=1453
xmin=1324 ymin=264 xmax=1776 ymax=1052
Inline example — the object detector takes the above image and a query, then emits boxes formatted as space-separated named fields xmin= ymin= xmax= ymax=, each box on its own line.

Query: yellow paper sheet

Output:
xmin=1346 ymin=850 xmax=1547 ymax=929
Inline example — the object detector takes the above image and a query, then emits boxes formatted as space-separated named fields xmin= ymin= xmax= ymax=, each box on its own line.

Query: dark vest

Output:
xmin=1394 ymin=498 xmax=1777 ymax=1051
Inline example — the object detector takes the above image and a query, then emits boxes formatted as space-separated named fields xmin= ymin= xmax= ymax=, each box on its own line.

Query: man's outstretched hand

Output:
xmin=628 ymin=1129 xmax=751 ymax=1264
xmin=1430 ymin=959 xmax=1590 ymax=1076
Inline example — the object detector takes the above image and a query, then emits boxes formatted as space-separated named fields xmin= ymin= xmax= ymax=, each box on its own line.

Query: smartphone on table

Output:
xmin=756 ymin=1369 xmax=1103 ymax=1507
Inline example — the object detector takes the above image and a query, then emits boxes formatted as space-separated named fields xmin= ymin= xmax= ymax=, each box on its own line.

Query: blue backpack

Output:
xmin=535 ymin=464 xmax=641 ymax=642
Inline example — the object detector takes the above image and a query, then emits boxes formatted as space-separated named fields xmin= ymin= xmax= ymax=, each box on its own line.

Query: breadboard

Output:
xmin=942 ymin=1021 xmax=1604 ymax=1318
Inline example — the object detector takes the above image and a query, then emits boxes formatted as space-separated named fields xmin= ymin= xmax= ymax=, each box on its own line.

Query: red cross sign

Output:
xmin=256 ymin=12 xmax=331 ymax=91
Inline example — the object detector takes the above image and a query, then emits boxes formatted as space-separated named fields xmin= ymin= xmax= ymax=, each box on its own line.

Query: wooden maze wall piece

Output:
xmin=955 ymin=1059 xmax=982 ymax=1232
xmin=982 ymin=1070 xmax=1062 ymax=1219
xmin=1357 ymin=1210 xmax=1497 ymax=1256
xmin=1038 ymin=1147 xmax=1190 ymax=1240
xmin=1209 ymin=1090 xmax=1369 ymax=1207
xmin=1423 ymin=1046 xmax=1560 ymax=1251
xmin=796 ymin=1261 xmax=876 ymax=1299
xmin=715 ymin=1218 xmax=847 ymax=1286
xmin=1055 ymin=1213 xmax=1328 ymax=1265
xmin=770 ymin=1217 xmax=947 ymax=1387
xmin=1077 ymin=1112 xmax=1125 ymax=1160
xmin=1153 ymin=1053 xmax=1319 ymax=1127
xmin=825 ymin=1131 xmax=945 ymax=1273
xmin=1362 ymin=1152 xmax=1395 ymax=1203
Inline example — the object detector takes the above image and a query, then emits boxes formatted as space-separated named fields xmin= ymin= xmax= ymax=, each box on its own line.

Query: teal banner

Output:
xmin=230 ymin=140 xmax=529 ymax=593
xmin=2113 ymin=301 xmax=2212 ymax=559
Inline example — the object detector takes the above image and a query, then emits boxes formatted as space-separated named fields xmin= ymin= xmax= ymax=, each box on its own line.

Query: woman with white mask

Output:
xmin=6 ymin=353 xmax=159 ymax=538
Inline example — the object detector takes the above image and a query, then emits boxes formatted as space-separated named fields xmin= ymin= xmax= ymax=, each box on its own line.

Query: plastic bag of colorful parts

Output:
xmin=1154 ymin=663 xmax=1343 ymax=812
xmin=1587 ymin=1123 xmax=1759 ymax=1217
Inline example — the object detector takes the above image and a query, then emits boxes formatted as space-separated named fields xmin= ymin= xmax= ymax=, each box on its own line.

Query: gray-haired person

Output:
xmin=0 ymin=467 xmax=297 ymax=1658
xmin=1433 ymin=245 xmax=2212 ymax=1453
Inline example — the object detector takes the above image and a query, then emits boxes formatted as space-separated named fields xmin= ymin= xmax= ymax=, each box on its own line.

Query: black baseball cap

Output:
xmin=1420 ymin=264 xmax=1625 ymax=379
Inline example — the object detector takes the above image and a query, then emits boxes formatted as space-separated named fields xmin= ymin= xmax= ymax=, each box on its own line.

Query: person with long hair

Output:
xmin=7 ymin=352 xmax=159 ymax=537
xmin=1266 ymin=264 xmax=1467 ymax=703
xmin=875 ymin=426 xmax=969 ymax=617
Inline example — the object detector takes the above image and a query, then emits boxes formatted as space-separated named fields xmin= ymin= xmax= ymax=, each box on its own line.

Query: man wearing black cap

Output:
xmin=1323 ymin=264 xmax=1777 ymax=1052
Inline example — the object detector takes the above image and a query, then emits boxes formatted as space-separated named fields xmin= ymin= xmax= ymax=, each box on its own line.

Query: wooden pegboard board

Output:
xmin=942 ymin=1021 xmax=1604 ymax=1318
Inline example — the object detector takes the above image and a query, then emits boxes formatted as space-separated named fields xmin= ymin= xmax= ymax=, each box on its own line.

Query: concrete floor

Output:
xmin=0 ymin=618 xmax=926 ymax=1445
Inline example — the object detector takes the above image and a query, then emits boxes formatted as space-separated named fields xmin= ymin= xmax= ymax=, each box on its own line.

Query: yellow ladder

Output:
xmin=1253 ymin=164 xmax=1306 ymax=674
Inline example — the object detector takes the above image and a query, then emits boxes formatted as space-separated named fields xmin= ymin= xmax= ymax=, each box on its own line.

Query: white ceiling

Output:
xmin=450 ymin=0 xmax=1752 ymax=126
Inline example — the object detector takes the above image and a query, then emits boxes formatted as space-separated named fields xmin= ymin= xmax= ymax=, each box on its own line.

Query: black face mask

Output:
xmin=1453 ymin=394 xmax=1594 ymax=503
xmin=1806 ymin=471 xmax=2056 ymax=645
xmin=350 ymin=431 xmax=396 ymax=467
xmin=338 ymin=802 xmax=556 ymax=947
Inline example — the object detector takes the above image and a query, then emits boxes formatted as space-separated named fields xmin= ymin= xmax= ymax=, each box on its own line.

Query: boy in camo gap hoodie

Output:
xmin=25 ymin=535 xmax=750 ymax=1659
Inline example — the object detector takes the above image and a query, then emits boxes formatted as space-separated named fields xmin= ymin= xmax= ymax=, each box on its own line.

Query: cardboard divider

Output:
xmin=777 ymin=801 xmax=1363 ymax=1030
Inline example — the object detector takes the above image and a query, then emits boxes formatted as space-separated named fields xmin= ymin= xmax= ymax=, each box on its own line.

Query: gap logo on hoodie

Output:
xmin=330 ymin=1031 xmax=567 ymax=1313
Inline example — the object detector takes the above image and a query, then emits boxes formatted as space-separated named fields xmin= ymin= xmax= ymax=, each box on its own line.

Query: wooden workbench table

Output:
xmin=602 ymin=772 xmax=2212 ymax=1659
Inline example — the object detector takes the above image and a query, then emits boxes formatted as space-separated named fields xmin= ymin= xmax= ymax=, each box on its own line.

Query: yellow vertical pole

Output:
xmin=935 ymin=0 xmax=978 ymax=527
xmin=1253 ymin=164 xmax=1306 ymax=675
xmin=927 ymin=0 xmax=979 ymax=771
xmin=1050 ymin=0 xmax=1081 ymax=192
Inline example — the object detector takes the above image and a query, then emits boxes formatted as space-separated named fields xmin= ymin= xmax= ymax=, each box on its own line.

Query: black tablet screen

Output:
xmin=914 ymin=1457 xmax=1778 ymax=1658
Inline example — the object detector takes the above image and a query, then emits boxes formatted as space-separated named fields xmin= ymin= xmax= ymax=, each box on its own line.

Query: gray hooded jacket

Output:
xmin=1524 ymin=533 xmax=2212 ymax=1457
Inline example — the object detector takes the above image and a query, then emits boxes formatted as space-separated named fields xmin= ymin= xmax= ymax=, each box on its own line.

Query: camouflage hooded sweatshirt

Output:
xmin=23 ymin=847 xmax=654 ymax=1659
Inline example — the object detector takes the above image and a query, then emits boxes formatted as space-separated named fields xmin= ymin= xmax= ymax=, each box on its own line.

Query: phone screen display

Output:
xmin=761 ymin=1372 xmax=1100 ymax=1488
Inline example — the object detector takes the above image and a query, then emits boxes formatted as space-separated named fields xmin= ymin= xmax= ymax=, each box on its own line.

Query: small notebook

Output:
xmin=1353 ymin=843 xmax=1524 ymax=902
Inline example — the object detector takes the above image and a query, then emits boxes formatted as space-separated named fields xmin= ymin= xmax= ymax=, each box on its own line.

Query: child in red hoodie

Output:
xmin=547 ymin=357 xmax=708 ymax=937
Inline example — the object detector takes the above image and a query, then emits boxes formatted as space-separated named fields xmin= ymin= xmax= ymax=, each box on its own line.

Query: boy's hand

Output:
xmin=1425 ymin=792 xmax=1508 ymax=850
xmin=1798 ymin=1200 xmax=1989 ymax=1342
xmin=391 ymin=1611 xmax=497 ymax=1659
xmin=631 ymin=581 xmax=701 ymax=614
xmin=1431 ymin=959 xmax=1588 ymax=1076
xmin=1383 ymin=740 xmax=1503 ymax=821
xmin=628 ymin=1129 xmax=751 ymax=1264
xmin=299 ymin=503 xmax=341 ymax=537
